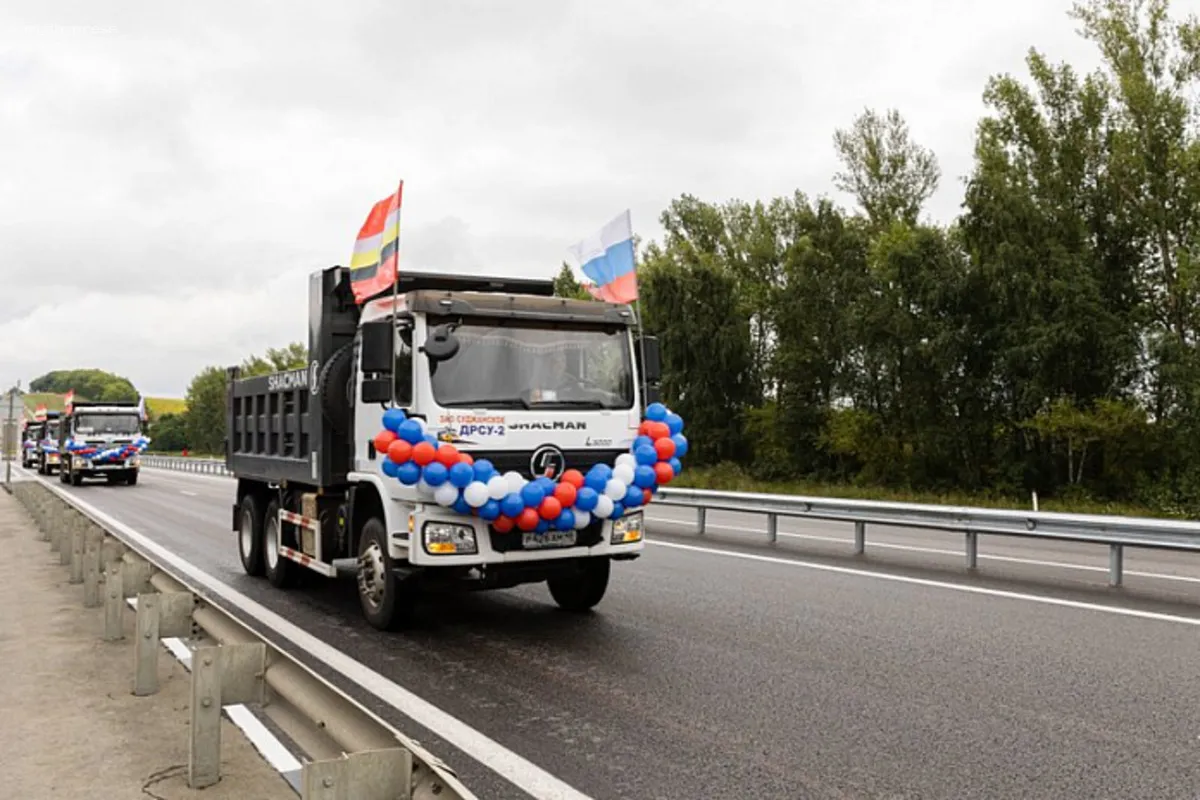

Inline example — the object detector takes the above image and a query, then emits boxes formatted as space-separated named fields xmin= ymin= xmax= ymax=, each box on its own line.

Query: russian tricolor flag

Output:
xmin=568 ymin=210 xmax=638 ymax=304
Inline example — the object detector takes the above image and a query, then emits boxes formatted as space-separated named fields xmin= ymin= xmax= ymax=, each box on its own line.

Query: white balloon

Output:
xmin=463 ymin=481 xmax=489 ymax=508
xmin=572 ymin=510 xmax=592 ymax=530
xmin=615 ymin=453 xmax=637 ymax=470
xmin=415 ymin=479 xmax=436 ymax=499
xmin=594 ymin=495 xmax=614 ymax=518
xmin=604 ymin=479 xmax=627 ymax=501
xmin=504 ymin=471 xmax=527 ymax=494
xmin=486 ymin=475 xmax=509 ymax=500
xmin=612 ymin=464 xmax=635 ymax=486
xmin=434 ymin=483 xmax=459 ymax=507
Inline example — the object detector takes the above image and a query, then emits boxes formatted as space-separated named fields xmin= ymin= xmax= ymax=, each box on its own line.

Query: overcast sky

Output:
xmin=0 ymin=0 xmax=1125 ymax=397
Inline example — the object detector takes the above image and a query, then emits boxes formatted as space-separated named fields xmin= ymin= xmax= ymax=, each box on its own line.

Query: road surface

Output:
xmin=32 ymin=466 xmax=1200 ymax=799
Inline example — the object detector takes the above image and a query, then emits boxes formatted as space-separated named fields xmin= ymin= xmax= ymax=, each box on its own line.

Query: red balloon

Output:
xmin=553 ymin=482 xmax=577 ymax=508
xmin=647 ymin=421 xmax=671 ymax=441
xmin=459 ymin=452 xmax=474 ymax=466
xmin=638 ymin=421 xmax=653 ymax=437
xmin=411 ymin=441 xmax=436 ymax=466
xmin=539 ymin=496 xmax=563 ymax=521
xmin=387 ymin=439 xmax=413 ymax=464
xmin=642 ymin=489 xmax=652 ymax=505
xmin=560 ymin=469 xmax=584 ymax=488
xmin=493 ymin=516 xmax=514 ymax=533
xmin=435 ymin=443 xmax=459 ymax=468
xmin=654 ymin=461 xmax=674 ymax=484
xmin=373 ymin=430 xmax=396 ymax=454
xmin=654 ymin=437 xmax=676 ymax=460
xmin=516 ymin=508 xmax=540 ymax=531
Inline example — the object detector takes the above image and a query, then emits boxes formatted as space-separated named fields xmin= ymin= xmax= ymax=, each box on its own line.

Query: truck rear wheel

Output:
xmin=264 ymin=499 xmax=299 ymax=588
xmin=357 ymin=517 xmax=416 ymax=631
xmin=547 ymin=557 xmax=611 ymax=612
xmin=238 ymin=495 xmax=265 ymax=576
xmin=125 ymin=469 xmax=138 ymax=486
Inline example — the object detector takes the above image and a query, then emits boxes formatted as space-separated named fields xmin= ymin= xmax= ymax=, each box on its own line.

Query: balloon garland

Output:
xmin=64 ymin=435 xmax=151 ymax=464
xmin=373 ymin=403 xmax=688 ymax=534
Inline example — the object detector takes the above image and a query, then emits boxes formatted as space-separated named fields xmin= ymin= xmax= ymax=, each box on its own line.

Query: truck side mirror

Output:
xmin=360 ymin=321 xmax=393 ymax=374
xmin=637 ymin=335 xmax=661 ymax=385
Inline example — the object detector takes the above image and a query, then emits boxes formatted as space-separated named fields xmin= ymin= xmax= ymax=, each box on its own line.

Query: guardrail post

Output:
xmin=49 ymin=511 xmax=63 ymax=552
xmin=853 ymin=521 xmax=865 ymax=555
xmin=105 ymin=561 xmax=124 ymax=641
xmin=766 ymin=513 xmax=777 ymax=544
xmin=61 ymin=515 xmax=77 ymax=567
xmin=1109 ymin=544 xmax=1124 ymax=587
xmin=697 ymin=507 xmax=706 ymax=535
xmin=83 ymin=529 xmax=102 ymax=607
xmin=133 ymin=593 xmax=161 ymax=696
xmin=189 ymin=641 xmax=267 ymax=789
xmin=69 ymin=521 xmax=85 ymax=583
xmin=302 ymin=749 xmax=414 ymax=800
xmin=965 ymin=531 xmax=978 ymax=570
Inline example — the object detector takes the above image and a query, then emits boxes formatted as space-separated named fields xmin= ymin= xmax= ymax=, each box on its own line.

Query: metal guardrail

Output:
xmin=7 ymin=472 xmax=474 ymax=800
xmin=139 ymin=455 xmax=1200 ymax=588
xmin=653 ymin=487 xmax=1200 ymax=587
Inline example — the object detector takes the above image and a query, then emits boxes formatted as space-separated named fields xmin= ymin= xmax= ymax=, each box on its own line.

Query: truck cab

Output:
xmin=58 ymin=401 xmax=146 ymax=486
xmin=33 ymin=413 xmax=62 ymax=475
xmin=228 ymin=266 xmax=672 ymax=630
xmin=20 ymin=422 xmax=39 ymax=469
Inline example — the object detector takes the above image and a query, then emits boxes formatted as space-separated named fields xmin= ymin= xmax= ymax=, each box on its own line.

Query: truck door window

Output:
xmin=394 ymin=325 xmax=413 ymax=406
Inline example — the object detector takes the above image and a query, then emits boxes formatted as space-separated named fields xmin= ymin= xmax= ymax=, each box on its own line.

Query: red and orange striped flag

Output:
xmin=349 ymin=181 xmax=404 ymax=305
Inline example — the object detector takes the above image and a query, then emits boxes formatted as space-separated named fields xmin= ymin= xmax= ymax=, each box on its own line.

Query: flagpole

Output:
xmin=629 ymin=212 xmax=650 ymax=409
xmin=390 ymin=179 xmax=404 ymax=409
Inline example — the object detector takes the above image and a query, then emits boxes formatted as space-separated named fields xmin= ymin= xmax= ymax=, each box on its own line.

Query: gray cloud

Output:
xmin=0 ymin=0 xmax=1119 ymax=394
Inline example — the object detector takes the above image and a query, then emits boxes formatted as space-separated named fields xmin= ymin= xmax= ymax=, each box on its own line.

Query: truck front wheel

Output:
xmin=356 ymin=517 xmax=416 ymax=631
xmin=547 ymin=557 xmax=611 ymax=612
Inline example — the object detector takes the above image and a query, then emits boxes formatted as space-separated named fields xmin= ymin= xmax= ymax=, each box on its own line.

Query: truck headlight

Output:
xmin=422 ymin=521 xmax=478 ymax=555
xmin=611 ymin=512 xmax=643 ymax=544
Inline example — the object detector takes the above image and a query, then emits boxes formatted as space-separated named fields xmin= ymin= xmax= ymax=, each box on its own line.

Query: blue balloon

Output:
xmin=520 ymin=482 xmax=546 ymax=508
xmin=533 ymin=476 xmax=556 ymax=495
xmin=671 ymin=434 xmax=689 ymax=458
xmin=632 ymin=435 xmax=654 ymax=452
xmin=500 ymin=493 xmax=525 ymax=518
xmin=381 ymin=459 xmax=399 ymax=478
xmin=479 ymin=499 xmax=501 ymax=521
xmin=382 ymin=408 xmax=407 ymax=432
xmin=623 ymin=485 xmax=643 ymax=508
xmin=472 ymin=459 xmax=496 ymax=483
xmin=452 ymin=496 xmax=471 ymax=515
xmin=669 ymin=457 xmax=682 ymax=476
xmin=645 ymin=402 xmax=668 ymax=422
xmin=535 ymin=519 xmax=550 ymax=534
xmin=422 ymin=462 xmax=449 ymax=487
xmin=583 ymin=467 xmax=609 ymax=493
xmin=397 ymin=419 xmax=424 ymax=444
xmin=633 ymin=464 xmax=657 ymax=488
xmin=396 ymin=462 xmax=421 ymax=485
xmin=666 ymin=413 xmax=683 ymax=436
xmin=554 ymin=509 xmax=575 ymax=530
xmin=609 ymin=502 xmax=625 ymax=520
xmin=448 ymin=462 xmax=474 ymax=488
xmin=423 ymin=433 xmax=439 ymax=446
xmin=634 ymin=445 xmax=658 ymax=466
xmin=575 ymin=486 xmax=599 ymax=512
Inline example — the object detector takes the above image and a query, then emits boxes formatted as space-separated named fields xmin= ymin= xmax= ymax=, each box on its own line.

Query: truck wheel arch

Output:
xmin=347 ymin=480 xmax=385 ymax=556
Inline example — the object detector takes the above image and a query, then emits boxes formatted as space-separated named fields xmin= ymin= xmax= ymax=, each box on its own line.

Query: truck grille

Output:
xmin=466 ymin=448 xmax=626 ymax=480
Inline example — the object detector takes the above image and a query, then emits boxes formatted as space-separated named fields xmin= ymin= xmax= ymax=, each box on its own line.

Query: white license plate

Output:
xmin=522 ymin=530 xmax=577 ymax=549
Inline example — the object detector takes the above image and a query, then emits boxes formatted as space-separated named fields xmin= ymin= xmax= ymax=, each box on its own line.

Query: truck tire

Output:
xmin=70 ymin=469 xmax=82 ymax=487
xmin=357 ymin=517 xmax=416 ymax=631
xmin=318 ymin=343 xmax=355 ymax=435
xmin=237 ymin=494 xmax=265 ymax=576
xmin=126 ymin=469 xmax=138 ymax=486
xmin=547 ymin=557 xmax=611 ymax=612
xmin=264 ymin=499 xmax=299 ymax=588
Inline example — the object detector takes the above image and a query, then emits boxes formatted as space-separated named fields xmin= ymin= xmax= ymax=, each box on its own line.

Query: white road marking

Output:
xmin=180 ymin=490 xmax=198 ymax=497
xmin=35 ymin=475 xmax=591 ymax=800
xmin=647 ymin=540 xmax=1200 ymax=627
xmin=644 ymin=515 xmax=1200 ymax=586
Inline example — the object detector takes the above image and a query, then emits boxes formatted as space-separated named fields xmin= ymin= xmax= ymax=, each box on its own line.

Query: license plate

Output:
xmin=522 ymin=530 xmax=577 ymax=549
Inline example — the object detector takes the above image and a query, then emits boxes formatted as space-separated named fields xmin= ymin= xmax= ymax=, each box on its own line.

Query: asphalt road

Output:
xmin=34 ymin=466 xmax=1200 ymax=799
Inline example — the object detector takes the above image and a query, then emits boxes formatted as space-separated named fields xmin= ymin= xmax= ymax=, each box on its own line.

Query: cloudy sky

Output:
xmin=0 ymin=0 xmax=1117 ymax=397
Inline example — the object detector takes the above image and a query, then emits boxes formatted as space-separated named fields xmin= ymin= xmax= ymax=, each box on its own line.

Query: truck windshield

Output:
xmin=430 ymin=320 xmax=634 ymax=409
xmin=74 ymin=414 xmax=140 ymax=435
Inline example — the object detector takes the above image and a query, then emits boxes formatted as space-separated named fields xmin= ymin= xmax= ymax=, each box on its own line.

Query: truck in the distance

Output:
xmin=227 ymin=266 xmax=683 ymax=630
xmin=31 ymin=412 xmax=62 ymax=475
xmin=20 ymin=421 xmax=39 ymax=469
xmin=57 ymin=401 xmax=148 ymax=486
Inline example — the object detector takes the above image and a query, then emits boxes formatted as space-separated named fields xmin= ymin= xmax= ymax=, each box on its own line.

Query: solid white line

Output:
xmin=161 ymin=636 xmax=193 ymax=667
xmin=180 ymin=490 xmax=198 ymax=497
xmin=645 ymin=515 xmax=1200 ymax=586
xmin=225 ymin=705 xmax=305 ymax=775
xmin=646 ymin=540 xmax=1200 ymax=627
xmin=37 ymin=475 xmax=589 ymax=800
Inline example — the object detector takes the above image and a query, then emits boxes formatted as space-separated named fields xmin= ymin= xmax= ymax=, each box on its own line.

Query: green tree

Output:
xmin=552 ymin=263 xmax=591 ymax=300
xmin=147 ymin=412 xmax=189 ymax=452
xmin=29 ymin=369 xmax=138 ymax=402
xmin=832 ymin=108 xmax=941 ymax=228
xmin=184 ymin=366 xmax=227 ymax=454
xmin=240 ymin=342 xmax=308 ymax=377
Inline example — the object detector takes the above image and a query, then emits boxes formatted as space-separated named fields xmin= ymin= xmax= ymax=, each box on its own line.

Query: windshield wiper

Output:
xmin=443 ymin=397 xmax=531 ymax=409
xmin=529 ymin=399 xmax=607 ymax=409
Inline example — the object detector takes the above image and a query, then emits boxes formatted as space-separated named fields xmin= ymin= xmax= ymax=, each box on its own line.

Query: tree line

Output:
xmin=576 ymin=0 xmax=1200 ymax=515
